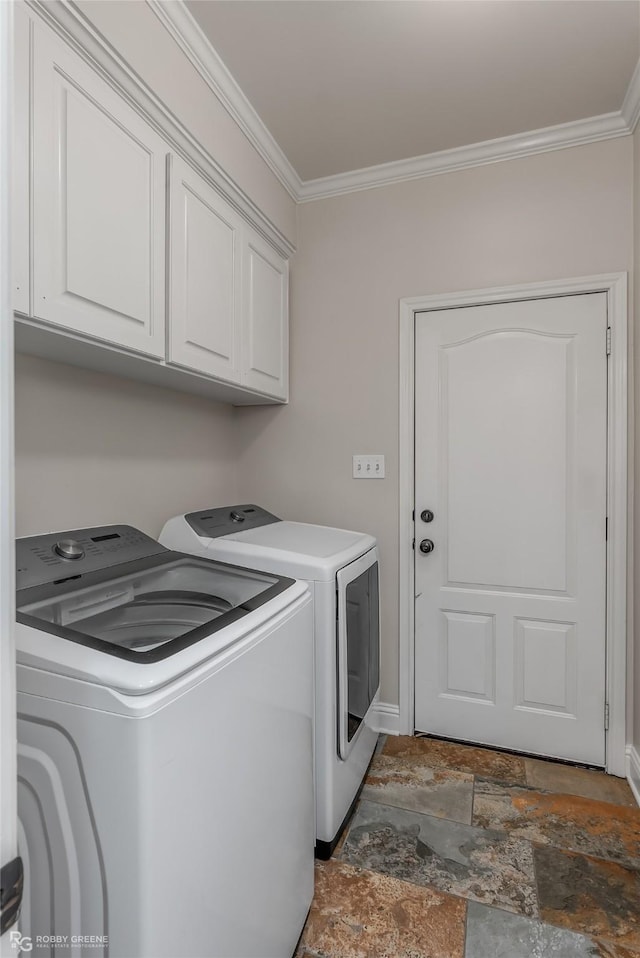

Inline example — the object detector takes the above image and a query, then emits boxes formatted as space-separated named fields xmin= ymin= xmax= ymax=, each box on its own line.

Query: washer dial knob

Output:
xmin=53 ymin=539 xmax=85 ymax=561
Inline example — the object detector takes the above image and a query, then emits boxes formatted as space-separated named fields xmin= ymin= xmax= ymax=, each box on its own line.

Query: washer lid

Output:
xmin=198 ymin=521 xmax=377 ymax=581
xmin=17 ymin=553 xmax=294 ymax=662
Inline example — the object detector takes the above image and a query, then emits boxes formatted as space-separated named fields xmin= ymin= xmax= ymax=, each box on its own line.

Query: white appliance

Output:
xmin=15 ymin=524 xmax=314 ymax=958
xmin=160 ymin=505 xmax=380 ymax=858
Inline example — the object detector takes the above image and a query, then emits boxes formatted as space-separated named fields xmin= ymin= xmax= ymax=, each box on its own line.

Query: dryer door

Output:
xmin=336 ymin=548 xmax=380 ymax=759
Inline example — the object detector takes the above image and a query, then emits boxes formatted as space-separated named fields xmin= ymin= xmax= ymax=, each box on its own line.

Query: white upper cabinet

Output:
xmin=31 ymin=22 xmax=166 ymax=358
xmin=168 ymin=155 xmax=242 ymax=382
xmin=242 ymin=228 xmax=288 ymax=400
xmin=14 ymin=5 xmax=290 ymax=404
xmin=13 ymin=3 xmax=29 ymax=316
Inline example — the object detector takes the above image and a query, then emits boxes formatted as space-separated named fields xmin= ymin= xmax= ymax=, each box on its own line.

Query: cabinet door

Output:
xmin=167 ymin=155 xmax=241 ymax=381
xmin=13 ymin=2 xmax=30 ymax=315
xmin=242 ymin=229 xmax=288 ymax=400
xmin=31 ymin=22 xmax=166 ymax=358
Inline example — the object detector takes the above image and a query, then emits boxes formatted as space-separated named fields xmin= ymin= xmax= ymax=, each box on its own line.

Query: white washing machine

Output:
xmin=160 ymin=505 xmax=380 ymax=858
xmin=15 ymin=524 xmax=314 ymax=958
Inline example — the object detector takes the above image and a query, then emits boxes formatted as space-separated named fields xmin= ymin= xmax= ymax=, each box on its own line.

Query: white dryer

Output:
xmin=160 ymin=505 xmax=380 ymax=858
xmin=15 ymin=524 xmax=314 ymax=958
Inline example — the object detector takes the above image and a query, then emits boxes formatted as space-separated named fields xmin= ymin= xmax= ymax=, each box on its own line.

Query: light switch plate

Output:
xmin=353 ymin=454 xmax=385 ymax=479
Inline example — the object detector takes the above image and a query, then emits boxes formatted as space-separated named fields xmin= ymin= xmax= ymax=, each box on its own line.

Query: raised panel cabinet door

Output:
xmin=414 ymin=293 xmax=608 ymax=766
xmin=13 ymin=2 xmax=29 ymax=315
xmin=241 ymin=228 xmax=288 ymax=401
xmin=167 ymin=155 xmax=242 ymax=382
xmin=31 ymin=21 xmax=166 ymax=358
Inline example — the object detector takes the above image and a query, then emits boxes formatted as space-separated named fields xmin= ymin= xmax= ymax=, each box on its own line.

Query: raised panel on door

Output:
xmin=168 ymin=155 xmax=241 ymax=382
xmin=414 ymin=294 xmax=607 ymax=765
xmin=31 ymin=21 xmax=166 ymax=358
xmin=13 ymin=2 xmax=30 ymax=315
xmin=242 ymin=229 xmax=288 ymax=400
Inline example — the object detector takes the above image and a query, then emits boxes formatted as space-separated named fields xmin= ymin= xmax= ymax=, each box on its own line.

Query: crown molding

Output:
xmin=26 ymin=0 xmax=295 ymax=257
xmin=50 ymin=0 xmax=634 ymax=205
xmin=298 ymin=112 xmax=630 ymax=201
xmin=147 ymin=0 xmax=302 ymax=201
xmin=621 ymin=58 xmax=640 ymax=133
xmin=148 ymin=0 xmax=638 ymax=201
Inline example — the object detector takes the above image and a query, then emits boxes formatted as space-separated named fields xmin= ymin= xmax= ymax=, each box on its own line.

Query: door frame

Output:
xmin=1 ymin=0 xmax=18 ymax=945
xmin=398 ymin=273 xmax=628 ymax=776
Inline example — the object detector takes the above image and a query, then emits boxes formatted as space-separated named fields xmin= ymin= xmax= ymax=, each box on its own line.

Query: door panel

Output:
xmin=168 ymin=155 xmax=242 ymax=381
xmin=440 ymin=611 xmax=495 ymax=703
xmin=445 ymin=331 xmax=571 ymax=591
xmin=32 ymin=22 xmax=166 ymax=357
xmin=242 ymin=229 xmax=288 ymax=400
xmin=414 ymin=294 xmax=607 ymax=765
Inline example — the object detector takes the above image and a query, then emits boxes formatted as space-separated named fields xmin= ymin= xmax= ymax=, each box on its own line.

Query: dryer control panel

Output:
xmin=186 ymin=505 xmax=280 ymax=539
xmin=16 ymin=525 xmax=166 ymax=590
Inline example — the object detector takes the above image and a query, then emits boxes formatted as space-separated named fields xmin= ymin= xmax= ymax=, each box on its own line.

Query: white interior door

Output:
xmin=414 ymin=293 xmax=608 ymax=766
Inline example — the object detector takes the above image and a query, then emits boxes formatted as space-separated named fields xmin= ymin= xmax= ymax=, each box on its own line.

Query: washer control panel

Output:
xmin=16 ymin=525 xmax=166 ymax=591
xmin=53 ymin=539 xmax=85 ymax=561
xmin=186 ymin=504 xmax=280 ymax=539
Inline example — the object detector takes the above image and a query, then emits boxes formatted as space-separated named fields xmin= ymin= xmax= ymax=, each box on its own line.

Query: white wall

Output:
xmin=15 ymin=354 xmax=238 ymax=538
xmin=236 ymin=137 xmax=634 ymax=705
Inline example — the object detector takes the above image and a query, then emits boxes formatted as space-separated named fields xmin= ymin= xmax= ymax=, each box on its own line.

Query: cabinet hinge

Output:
xmin=412 ymin=539 xmax=415 ymax=550
xmin=606 ymin=327 xmax=612 ymax=356
xmin=604 ymin=702 xmax=610 ymax=730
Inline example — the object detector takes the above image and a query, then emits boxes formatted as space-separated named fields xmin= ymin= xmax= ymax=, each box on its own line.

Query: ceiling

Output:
xmin=185 ymin=0 xmax=640 ymax=183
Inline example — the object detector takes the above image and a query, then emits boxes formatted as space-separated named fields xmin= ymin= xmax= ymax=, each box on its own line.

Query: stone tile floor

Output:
xmin=297 ymin=735 xmax=640 ymax=958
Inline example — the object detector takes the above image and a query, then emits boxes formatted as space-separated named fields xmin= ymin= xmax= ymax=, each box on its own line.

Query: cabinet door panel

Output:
xmin=32 ymin=23 xmax=166 ymax=358
xmin=168 ymin=156 xmax=241 ymax=381
xmin=242 ymin=230 xmax=288 ymax=400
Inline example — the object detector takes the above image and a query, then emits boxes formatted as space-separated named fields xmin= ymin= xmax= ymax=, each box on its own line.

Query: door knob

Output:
xmin=420 ymin=509 xmax=434 ymax=523
xmin=419 ymin=539 xmax=435 ymax=554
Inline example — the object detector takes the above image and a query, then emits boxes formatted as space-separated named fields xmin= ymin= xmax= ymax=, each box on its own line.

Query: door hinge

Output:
xmin=606 ymin=327 xmax=612 ymax=356
xmin=412 ymin=538 xmax=415 ymax=550
xmin=604 ymin=702 xmax=610 ymax=730
xmin=605 ymin=517 xmax=608 ymax=541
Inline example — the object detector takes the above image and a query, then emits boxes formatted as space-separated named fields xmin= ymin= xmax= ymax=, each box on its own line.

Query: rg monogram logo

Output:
xmin=9 ymin=931 xmax=33 ymax=952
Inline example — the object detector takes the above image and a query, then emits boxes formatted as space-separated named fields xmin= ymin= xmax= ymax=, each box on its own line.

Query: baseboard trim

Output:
xmin=626 ymin=745 xmax=640 ymax=807
xmin=370 ymin=702 xmax=401 ymax=736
